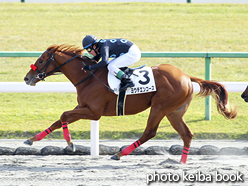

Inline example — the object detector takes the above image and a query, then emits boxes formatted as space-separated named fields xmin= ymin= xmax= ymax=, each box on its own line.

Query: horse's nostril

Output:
xmin=241 ymin=93 xmax=248 ymax=99
xmin=24 ymin=77 xmax=29 ymax=82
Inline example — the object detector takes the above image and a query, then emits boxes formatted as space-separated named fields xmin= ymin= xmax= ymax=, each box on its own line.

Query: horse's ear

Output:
xmin=47 ymin=44 xmax=59 ymax=54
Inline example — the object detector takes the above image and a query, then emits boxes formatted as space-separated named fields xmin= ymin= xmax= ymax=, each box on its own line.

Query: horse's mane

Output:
xmin=48 ymin=44 xmax=85 ymax=56
xmin=47 ymin=44 xmax=96 ymax=65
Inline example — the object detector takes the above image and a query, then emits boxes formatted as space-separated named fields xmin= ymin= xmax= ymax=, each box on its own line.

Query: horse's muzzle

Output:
xmin=24 ymin=76 xmax=37 ymax=86
xmin=241 ymin=93 xmax=248 ymax=102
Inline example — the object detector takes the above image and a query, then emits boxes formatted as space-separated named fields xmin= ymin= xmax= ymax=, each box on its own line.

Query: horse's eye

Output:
xmin=39 ymin=59 xmax=43 ymax=64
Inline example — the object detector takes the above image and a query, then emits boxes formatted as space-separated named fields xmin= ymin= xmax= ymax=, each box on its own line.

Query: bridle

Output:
xmin=30 ymin=50 xmax=81 ymax=81
xmin=30 ymin=50 xmax=101 ymax=87
xmin=30 ymin=50 xmax=113 ymax=91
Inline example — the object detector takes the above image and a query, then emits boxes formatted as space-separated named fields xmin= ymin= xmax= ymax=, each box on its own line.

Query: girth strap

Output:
xmin=116 ymin=90 xmax=127 ymax=116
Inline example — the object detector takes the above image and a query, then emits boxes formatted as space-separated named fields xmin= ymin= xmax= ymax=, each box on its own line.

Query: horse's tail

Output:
xmin=190 ymin=76 xmax=237 ymax=120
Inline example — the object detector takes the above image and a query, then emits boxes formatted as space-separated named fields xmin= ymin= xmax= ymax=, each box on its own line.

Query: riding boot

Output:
xmin=119 ymin=74 xmax=134 ymax=92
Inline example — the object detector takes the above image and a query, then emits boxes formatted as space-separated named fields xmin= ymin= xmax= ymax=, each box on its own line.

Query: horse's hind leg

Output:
xmin=111 ymin=106 xmax=165 ymax=160
xmin=166 ymin=98 xmax=194 ymax=164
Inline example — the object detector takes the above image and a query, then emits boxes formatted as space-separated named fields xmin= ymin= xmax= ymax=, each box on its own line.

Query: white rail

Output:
xmin=0 ymin=82 xmax=247 ymax=93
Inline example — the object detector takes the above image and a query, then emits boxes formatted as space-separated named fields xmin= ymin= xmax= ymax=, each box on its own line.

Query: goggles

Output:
xmin=86 ymin=46 xmax=93 ymax=53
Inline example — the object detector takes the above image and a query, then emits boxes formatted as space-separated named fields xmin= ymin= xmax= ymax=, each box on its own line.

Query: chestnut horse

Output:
xmin=241 ymin=86 xmax=248 ymax=102
xmin=24 ymin=44 xmax=237 ymax=164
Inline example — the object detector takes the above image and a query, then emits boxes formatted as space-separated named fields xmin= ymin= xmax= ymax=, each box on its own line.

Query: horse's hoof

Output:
xmin=24 ymin=139 xmax=33 ymax=146
xmin=111 ymin=154 xmax=120 ymax=160
xmin=70 ymin=143 xmax=76 ymax=152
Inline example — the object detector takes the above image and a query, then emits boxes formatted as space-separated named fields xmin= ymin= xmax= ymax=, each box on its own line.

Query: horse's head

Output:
xmin=241 ymin=85 xmax=248 ymax=102
xmin=24 ymin=44 xmax=85 ymax=86
xmin=24 ymin=45 xmax=60 ymax=86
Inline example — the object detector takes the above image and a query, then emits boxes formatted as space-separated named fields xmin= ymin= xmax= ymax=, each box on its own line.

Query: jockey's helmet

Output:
xmin=82 ymin=35 xmax=99 ymax=49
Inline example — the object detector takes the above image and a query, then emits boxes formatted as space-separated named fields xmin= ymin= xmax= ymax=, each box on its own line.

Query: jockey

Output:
xmin=82 ymin=35 xmax=141 ymax=92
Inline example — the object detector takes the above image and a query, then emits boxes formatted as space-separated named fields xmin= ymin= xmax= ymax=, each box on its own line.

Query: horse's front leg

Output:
xmin=60 ymin=106 xmax=101 ymax=151
xmin=24 ymin=119 xmax=79 ymax=152
xmin=24 ymin=106 xmax=101 ymax=151
xmin=24 ymin=119 xmax=66 ymax=145
xmin=24 ymin=106 xmax=82 ymax=150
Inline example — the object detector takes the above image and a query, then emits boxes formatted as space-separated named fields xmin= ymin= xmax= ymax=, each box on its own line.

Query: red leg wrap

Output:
xmin=180 ymin=147 xmax=190 ymax=164
xmin=62 ymin=122 xmax=71 ymax=141
xmin=122 ymin=140 xmax=141 ymax=156
xmin=35 ymin=127 xmax=53 ymax=141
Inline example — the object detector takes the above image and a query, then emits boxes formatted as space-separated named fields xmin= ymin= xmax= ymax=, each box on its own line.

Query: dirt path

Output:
xmin=0 ymin=139 xmax=248 ymax=185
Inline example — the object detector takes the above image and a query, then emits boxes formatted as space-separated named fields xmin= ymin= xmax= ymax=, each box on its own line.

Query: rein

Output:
xmin=74 ymin=69 xmax=98 ymax=87
xmin=81 ymin=61 xmax=114 ymax=93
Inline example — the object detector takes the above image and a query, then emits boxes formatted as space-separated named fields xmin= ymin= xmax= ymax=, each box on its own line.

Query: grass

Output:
xmin=0 ymin=3 xmax=248 ymax=140
xmin=1 ymin=92 xmax=248 ymax=140
xmin=1 ymin=3 xmax=248 ymax=52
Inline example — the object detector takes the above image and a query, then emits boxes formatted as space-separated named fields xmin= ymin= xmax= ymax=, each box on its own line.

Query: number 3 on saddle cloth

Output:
xmin=107 ymin=65 xmax=157 ymax=116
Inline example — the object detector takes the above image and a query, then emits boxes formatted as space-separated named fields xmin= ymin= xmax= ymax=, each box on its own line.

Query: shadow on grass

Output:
xmin=1 ymin=130 xmax=248 ymax=140
xmin=186 ymin=117 xmax=206 ymax=123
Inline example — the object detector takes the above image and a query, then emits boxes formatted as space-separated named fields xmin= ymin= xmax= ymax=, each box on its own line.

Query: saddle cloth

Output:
xmin=108 ymin=66 xmax=156 ymax=95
